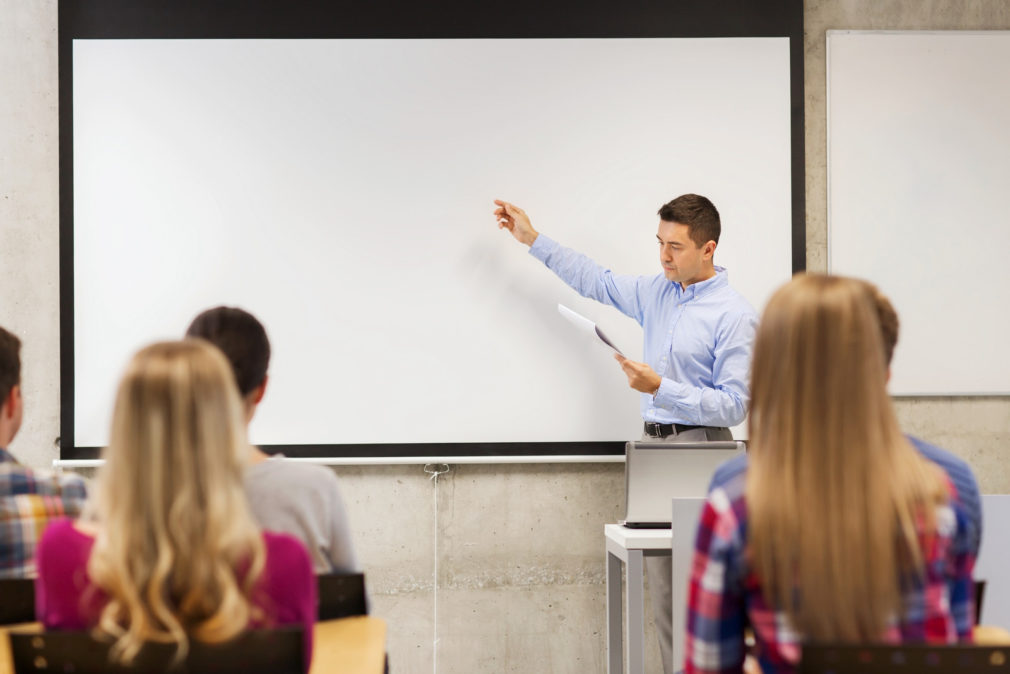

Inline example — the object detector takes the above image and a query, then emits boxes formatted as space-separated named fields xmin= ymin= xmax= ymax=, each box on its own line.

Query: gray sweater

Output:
xmin=244 ymin=456 xmax=358 ymax=574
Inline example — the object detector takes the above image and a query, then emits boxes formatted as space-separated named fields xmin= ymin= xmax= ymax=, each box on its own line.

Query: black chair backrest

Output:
xmin=317 ymin=572 xmax=367 ymax=621
xmin=800 ymin=643 xmax=1010 ymax=673
xmin=977 ymin=579 xmax=987 ymax=624
xmin=9 ymin=627 xmax=304 ymax=674
xmin=0 ymin=578 xmax=35 ymax=625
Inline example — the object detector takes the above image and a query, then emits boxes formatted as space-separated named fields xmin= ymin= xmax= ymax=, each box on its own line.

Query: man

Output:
xmin=0 ymin=326 xmax=88 ymax=578
xmin=862 ymin=280 xmax=982 ymax=555
xmin=186 ymin=307 xmax=358 ymax=574
xmin=495 ymin=195 xmax=758 ymax=674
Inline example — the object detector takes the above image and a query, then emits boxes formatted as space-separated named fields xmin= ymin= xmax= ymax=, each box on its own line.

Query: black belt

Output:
xmin=643 ymin=421 xmax=705 ymax=438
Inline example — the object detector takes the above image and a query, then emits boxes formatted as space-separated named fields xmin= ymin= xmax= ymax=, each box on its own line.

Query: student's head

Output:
xmin=746 ymin=274 xmax=944 ymax=643
xmin=0 ymin=326 xmax=24 ymax=447
xmin=185 ymin=306 xmax=270 ymax=421
xmin=90 ymin=340 xmax=265 ymax=663
xmin=749 ymin=274 xmax=892 ymax=428
xmin=656 ymin=194 xmax=720 ymax=285
xmin=855 ymin=279 xmax=899 ymax=368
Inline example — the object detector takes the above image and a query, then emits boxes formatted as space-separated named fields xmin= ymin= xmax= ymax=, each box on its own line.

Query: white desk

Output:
xmin=606 ymin=499 xmax=705 ymax=674
xmin=605 ymin=524 xmax=671 ymax=674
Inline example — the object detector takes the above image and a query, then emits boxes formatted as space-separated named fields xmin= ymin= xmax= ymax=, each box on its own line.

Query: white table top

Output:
xmin=605 ymin=523 xmax=673 ymax=551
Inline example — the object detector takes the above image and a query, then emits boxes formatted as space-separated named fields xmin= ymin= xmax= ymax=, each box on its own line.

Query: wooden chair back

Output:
xmin=0 ymin=579 xmax=35 ymax=626
xmin=9 ymin=627 xmax=304 ymax=673
xmin=800 ymin=643 xmax=1010 ymax=673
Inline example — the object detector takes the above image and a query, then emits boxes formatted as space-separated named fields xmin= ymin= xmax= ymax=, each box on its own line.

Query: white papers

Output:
xmin=557 ymin=304 xmax=625 ymax=356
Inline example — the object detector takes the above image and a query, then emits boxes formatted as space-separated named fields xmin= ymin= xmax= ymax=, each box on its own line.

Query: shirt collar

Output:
xmin=674 ymin=266 xmax=728 ymax=300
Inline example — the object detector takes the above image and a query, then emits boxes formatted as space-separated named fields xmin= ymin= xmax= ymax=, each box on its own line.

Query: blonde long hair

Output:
xmin=87 ymin=340 xmax=266 ymax=663
xmin=746 ymin=274 xmax=946 ymax=642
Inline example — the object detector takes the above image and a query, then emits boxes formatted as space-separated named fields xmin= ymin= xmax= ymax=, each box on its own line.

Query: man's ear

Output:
xmin=1 ymin=384 xmax=18 ymax=419
xmin=251 ymin=375 xmax=268 ymax=406
xmin=702 ymin=240 xmax=717 ymax=261
xmin=242 ymin=377 xmax=268 ymax=425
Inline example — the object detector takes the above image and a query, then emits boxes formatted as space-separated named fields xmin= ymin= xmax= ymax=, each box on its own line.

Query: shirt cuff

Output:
xmin=528 ymin=233 xmax=557 ymax=262
xmin=653 ymin=377 xmax=691 ymax=413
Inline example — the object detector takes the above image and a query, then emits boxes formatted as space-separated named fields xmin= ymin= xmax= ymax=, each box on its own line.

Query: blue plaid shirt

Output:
xmin=0 ymin=448 xmax=88 ymax=578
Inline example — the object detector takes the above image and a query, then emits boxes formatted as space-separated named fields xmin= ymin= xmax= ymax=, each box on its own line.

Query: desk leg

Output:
xmin=607 ymin=550 xmax=623 ymax=674
xmin=627 ymin=549 xmax=645 ymax=674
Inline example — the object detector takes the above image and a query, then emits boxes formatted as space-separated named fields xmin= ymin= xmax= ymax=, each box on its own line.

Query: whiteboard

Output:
xmin=70 ymin=37 xmax=795 ymax=452
xmin=827 ymin=31 xmax=1010 ymax=395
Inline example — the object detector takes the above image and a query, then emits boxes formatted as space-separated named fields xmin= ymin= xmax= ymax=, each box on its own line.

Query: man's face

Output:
xmin=657 ymin=220 xmax=712 ymax=286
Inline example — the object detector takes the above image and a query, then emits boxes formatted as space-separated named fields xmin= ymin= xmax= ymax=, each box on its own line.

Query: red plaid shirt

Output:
xmin=685 ymin=456 xmax=976 ymax=674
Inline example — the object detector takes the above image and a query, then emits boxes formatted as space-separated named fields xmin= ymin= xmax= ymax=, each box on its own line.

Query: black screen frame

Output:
xmin=58 ymin=0 xmax=805 ymax=461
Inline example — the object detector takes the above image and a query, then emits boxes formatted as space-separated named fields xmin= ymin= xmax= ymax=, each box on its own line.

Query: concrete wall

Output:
xmin=1 ymin=1 xmax=1007 ymax=672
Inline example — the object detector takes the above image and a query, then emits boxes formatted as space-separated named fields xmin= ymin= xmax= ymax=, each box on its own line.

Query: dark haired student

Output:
xmin=0 ymin=325 xmax=87 ymax=578
xmin=186 ymin=306 xmax=358 ymax=575
xmin=494 ymin=194 xmax=758 ymax=674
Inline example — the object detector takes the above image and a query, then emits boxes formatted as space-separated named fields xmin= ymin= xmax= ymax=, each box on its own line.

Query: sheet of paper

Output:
xmin=557 ymin=303 xmax=625 ymax=356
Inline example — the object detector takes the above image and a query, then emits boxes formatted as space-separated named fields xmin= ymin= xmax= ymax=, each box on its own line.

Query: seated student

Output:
xmin=684 ymin=275 xmax=975 ymax=674
xmin=35 ymin=340 xmax=316 ymax=667
xmin=859 ymin=279 xmax=982 ymax=556
xmin=709 ymin=280 xmax=983 ymax=554
xmin=185 ymin=306 xmax=358 ymax=574
xmin=0 ymin=325 xmax=87 ymax=578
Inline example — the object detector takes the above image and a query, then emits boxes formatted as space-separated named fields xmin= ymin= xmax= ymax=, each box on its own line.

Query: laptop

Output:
xmin=620 ymin=440 xmax=744 ymax=528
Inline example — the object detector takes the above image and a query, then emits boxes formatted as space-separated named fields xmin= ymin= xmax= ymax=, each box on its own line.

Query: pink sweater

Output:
xmin=35 ymin=519 xmax=316 ymax=669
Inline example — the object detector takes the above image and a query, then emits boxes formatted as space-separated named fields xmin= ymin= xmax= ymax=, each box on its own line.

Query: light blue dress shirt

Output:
xmin=529 ymin=234 xmax=758 ymax=427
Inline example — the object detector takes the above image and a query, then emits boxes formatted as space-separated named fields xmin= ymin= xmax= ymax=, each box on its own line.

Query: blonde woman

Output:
xmin=35 ymin=340 xmax=316 ymax=667
xmin=684 ymin=275 xmax=975 ymax=674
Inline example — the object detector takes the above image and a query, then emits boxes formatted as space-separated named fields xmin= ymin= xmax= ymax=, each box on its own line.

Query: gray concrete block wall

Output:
xmin=1 ymin=1 xmax=1008 ymax=672
xmin=337 ymin=462 xmax=629 ymax=673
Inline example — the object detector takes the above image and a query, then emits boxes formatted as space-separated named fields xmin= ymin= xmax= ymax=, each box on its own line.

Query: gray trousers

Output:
xmin=642 ymin=425 xmax=732 ymax=674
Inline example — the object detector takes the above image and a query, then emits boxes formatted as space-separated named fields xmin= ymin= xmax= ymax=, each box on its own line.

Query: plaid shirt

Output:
xmin=685 ymin=457 xmax=976 ymax=674
xmin=0 ymin=448 xmax=88 ymax=578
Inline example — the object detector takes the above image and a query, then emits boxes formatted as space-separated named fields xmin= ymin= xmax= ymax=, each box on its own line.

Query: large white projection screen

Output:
xmin=73 ymin=38 xmax=793 ymax=450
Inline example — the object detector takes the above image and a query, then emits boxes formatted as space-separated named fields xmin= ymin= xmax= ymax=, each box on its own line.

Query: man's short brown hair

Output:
xmin=0 ymin=327 xmax=22 ymax=406
xmin=657 ymin=193 xmax=721 ymax=247
xmin=185 ymin=307 xmax=270 ymax=397
xmin=858 ymin=280 xmax=899 ymax=367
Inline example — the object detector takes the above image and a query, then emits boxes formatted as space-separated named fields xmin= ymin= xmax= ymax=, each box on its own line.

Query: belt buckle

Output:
xmin=646 ymin=421 xmax=662 ymax=437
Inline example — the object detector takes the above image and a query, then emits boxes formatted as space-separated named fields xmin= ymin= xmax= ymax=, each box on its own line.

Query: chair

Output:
xmin=977 ymin=579 xmax=987 ymax=624
xmin=317 ymin=572 xmax=368 ymax=621
xmin=8 ymin=627 xmax=304 ymax=674
xmin=799 ymin=643 xmax=1010 ymax=673
xmin=0 ymin=579 xmax=35 ymax=626
xmin=316 ymin=573 xmax=390 ymax=673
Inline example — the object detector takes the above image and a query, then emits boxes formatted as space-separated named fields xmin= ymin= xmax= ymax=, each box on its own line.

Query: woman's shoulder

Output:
xmin=262 ymin=530 xmax=313 ymax=573
xmin=39 ymin=516 xmax=75 ymax=539
xmin=258 ymin=531 xmax=317 ymax=626
xmin=38 ymin=517 xmax=93 ymax=555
